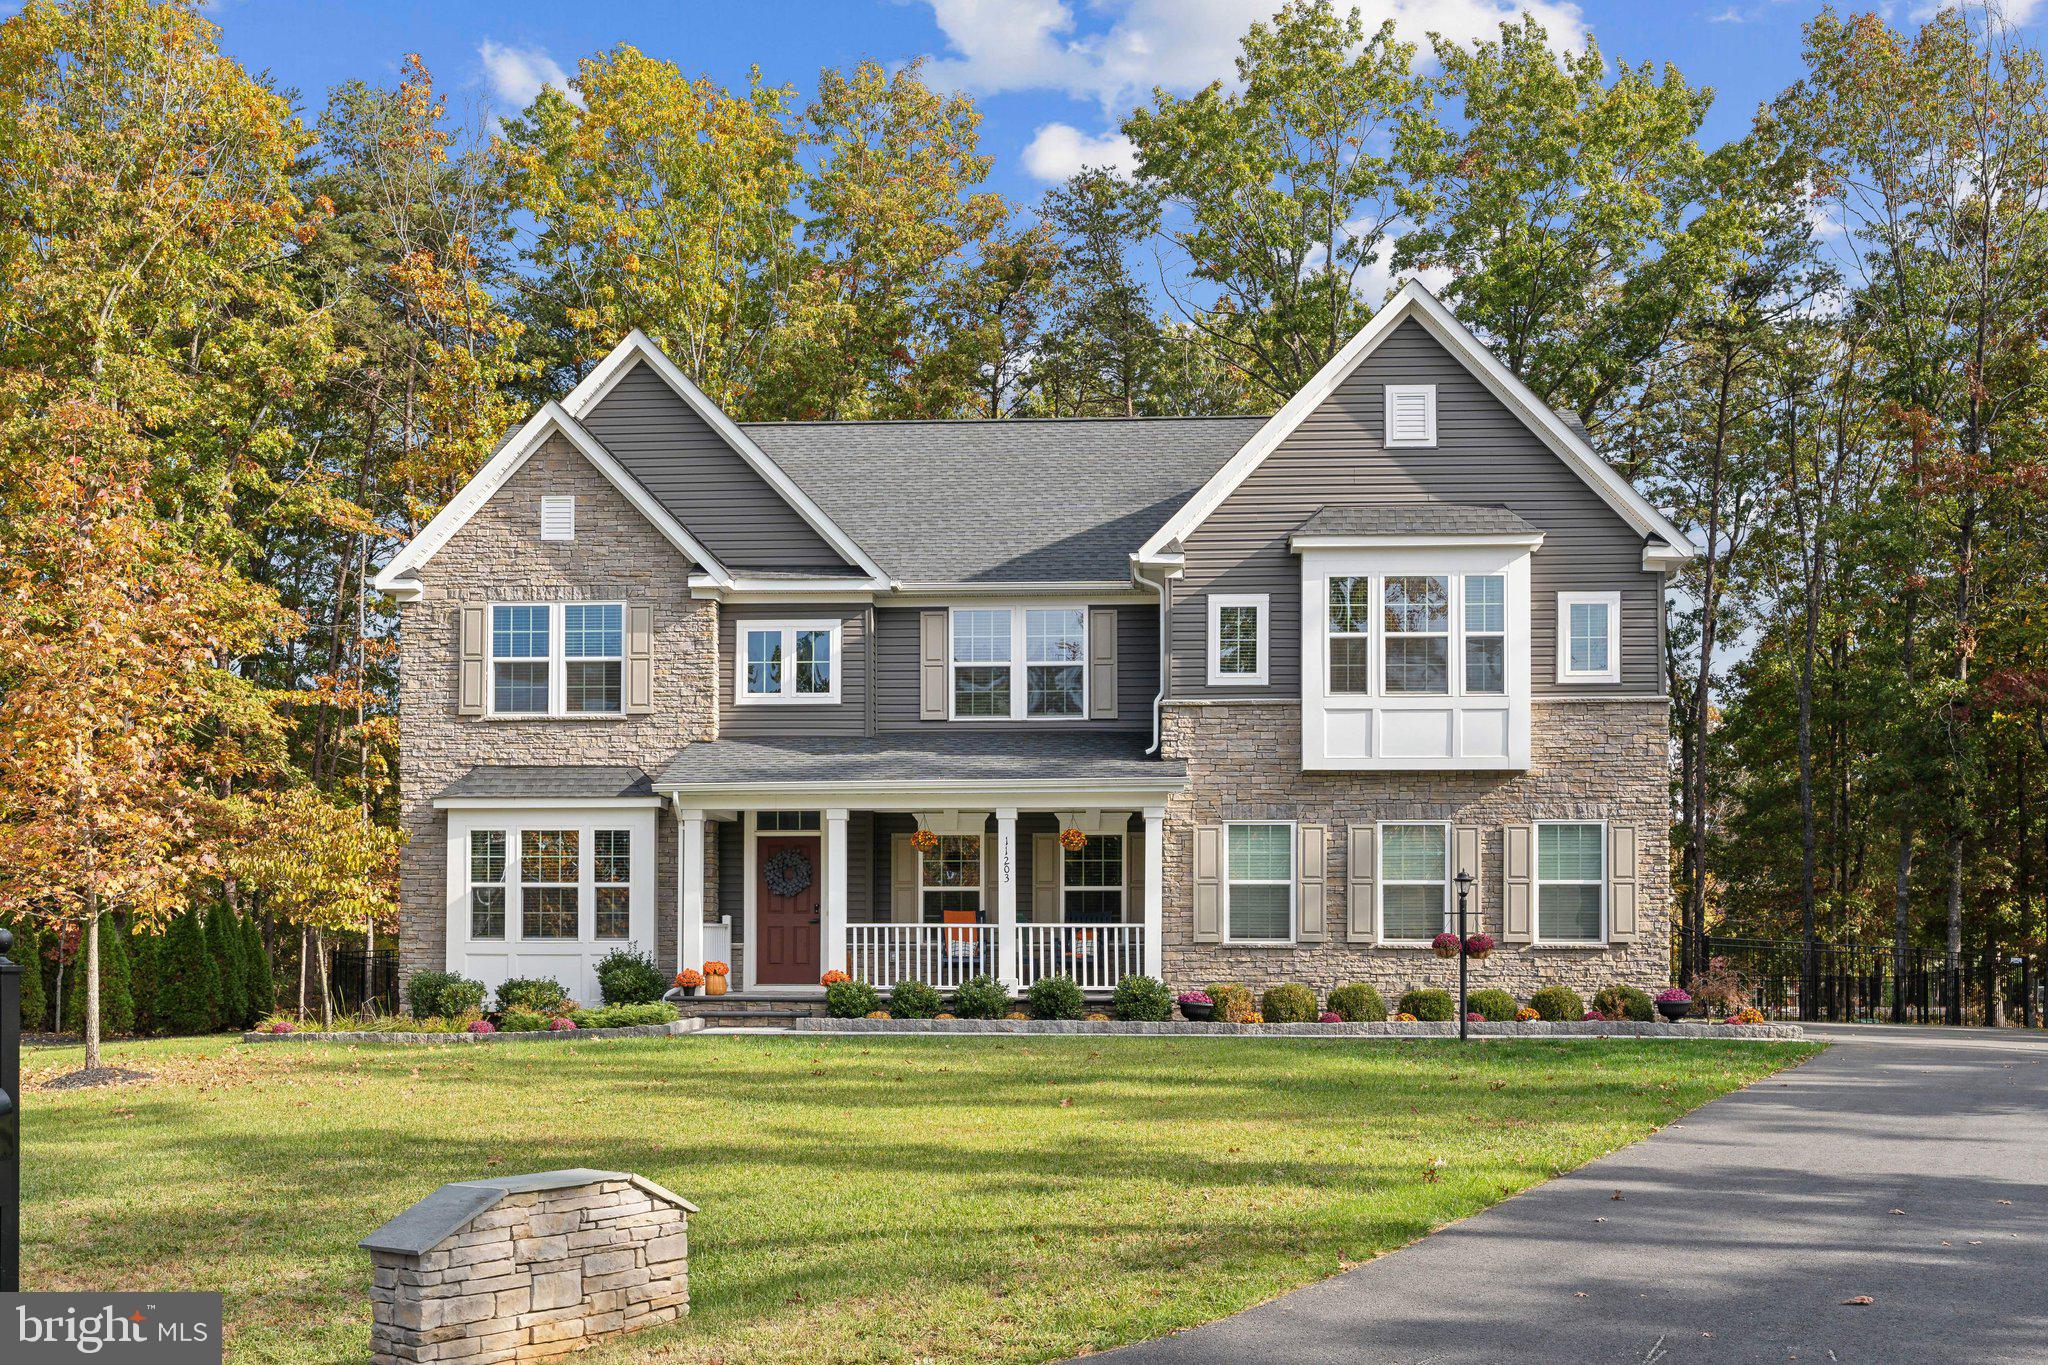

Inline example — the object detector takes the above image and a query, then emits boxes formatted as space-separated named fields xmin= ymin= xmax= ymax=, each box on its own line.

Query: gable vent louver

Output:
xmin=540 ymin=495 xmax=576 ymax=541
xmin=1385 ymin=384 xmax=1437 ymax=447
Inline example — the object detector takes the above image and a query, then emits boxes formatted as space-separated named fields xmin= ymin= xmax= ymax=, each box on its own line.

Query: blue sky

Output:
xmin=211 ymin=0 xmax=2046 ymax=213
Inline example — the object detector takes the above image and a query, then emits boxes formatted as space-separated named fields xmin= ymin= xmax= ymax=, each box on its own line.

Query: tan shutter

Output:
xmin=1123 ymin=827 xmax=1144 ymax=923
xmin=1032 ymin=833 xmax=1059 ymax=923
xmin=919 ymin=610 xmax=947 ymax=720
xmin=1297 ymin=824 xmax=1328 ymax=942
xmin=1608 ymin=822 xmax=1638 ymax=943
xmin=624 ymin=604 xmax=654 ymax=714
xmin=458 ymin=605 xmax=487 ymax=716
xmin=1089 ymin=608 xmax=1118 ymax=719
xmin=1193 ymin=825 xmax=1223 ymax=943
xmin=1346 ymin=825 xmax=1376 ymax=943
xmin=891 ymin=834 xmax=920 ymax=923
xmin=1453 ymin=824 xmax=1482 ymax=935
xmin=1503 ymin=824 xmax=1534 ymax=944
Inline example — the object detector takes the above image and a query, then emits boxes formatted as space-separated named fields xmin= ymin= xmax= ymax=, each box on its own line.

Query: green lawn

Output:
xmin=22 ymin=1033 xmax=1818 ymax=1364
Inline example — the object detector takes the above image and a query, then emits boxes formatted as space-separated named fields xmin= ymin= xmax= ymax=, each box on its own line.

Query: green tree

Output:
xmin=128 ymin=922 xmax=160 ymax=1036
xmin=208 ymin=907 xmax=249 ymax=1029
xmin=63 ymin=917 xmax=132 ymax=1035
xmin=9 ymin=917 xmax=46 ymax=1032
xmin=154 ymin=906 xmax=220 ymax=1036
xmin=1033 ymin=169 xmax=1163 ymax=417
xmin=241 ymin=913 xmax=276 ymax=1021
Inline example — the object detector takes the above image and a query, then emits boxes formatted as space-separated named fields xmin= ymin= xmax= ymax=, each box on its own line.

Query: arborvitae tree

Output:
xmin=64 ymin=917 xmax=133 ymax=1035
xmin=155 ymin=907 xmax=220 ymax=1035
xmin=128 ymin=924 xmax=161 ymax=1035
xmin=9 ymin=918 xmax=46 ymax=1032
xmin=208 ymin=906 xmax=248 ymax=1027
xmin=240 ymin=913 xmax=275 ymax=1022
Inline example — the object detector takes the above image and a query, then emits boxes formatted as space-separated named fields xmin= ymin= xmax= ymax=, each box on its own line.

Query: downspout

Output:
xmin=1133 ymin=557 xmax=1179 ymax=756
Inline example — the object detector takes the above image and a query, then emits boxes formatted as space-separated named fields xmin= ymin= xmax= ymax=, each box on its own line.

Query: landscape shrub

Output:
xmin=498 ymin=1008 xmax=550 ymax=1033
xmin=1529 ymin=985 xmax=1585 ymax=1021
xmin=11 ymin=919 xmax=47 ymax=1032
xmin=241 ymin=915 xmax=275 ymax=1021
xmin=157 ymin=906 xmax=222 ymax=1034
xmin=1205 ymin=982 xmax=1257 ymax=1023
xmin=595 ymin=949 xmax=665 ymax=1006
xmin=568 ymin=1002 xmax=679 ymax=1029
xmin=1109 ymin=974 xmax=1174 ymax=1022
xmin=497 ymin=977 xmax=570 ymax=1015
xmin=824 ymin=979 xmax=881 ymax=1018
xmin=207 ymin=908 xmax=248 ymax=1029
xmin=1024 ymin=974 xmax=1086 ymax=1020
xmin=1325 ymin=983 xmax=1386 ymax=1022
xmin=887 ymin=979 xmax=945 ymax=1019
xmin=1467 ymin=988 xmax=1519 ymax=1022
xmin=951 ymin=974 xmax=1008 ymax=1019
xmin=1317 ymin=1011 xmax=1341 ymax=1023
xmin=407 ymin=970 xmax=486 ymax=1021
xmin=1398 ymin=987 xmax=1454 ymax=1022
xmin=1260 ymin=983 xmax=1318 ymax=1023
xmin=1593 ymin=985 xmax=1653 ymax=1022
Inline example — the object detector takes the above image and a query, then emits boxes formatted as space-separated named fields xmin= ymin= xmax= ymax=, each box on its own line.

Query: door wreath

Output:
xmin=764 ymin=847 xmax=814 ymax=898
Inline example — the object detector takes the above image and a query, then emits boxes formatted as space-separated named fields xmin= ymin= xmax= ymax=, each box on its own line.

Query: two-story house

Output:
xmin=376 ymin=282 xmax=1693 ymax=1009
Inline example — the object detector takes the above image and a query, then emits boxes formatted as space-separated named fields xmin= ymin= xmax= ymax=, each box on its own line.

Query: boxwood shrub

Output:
xmin=595 ymin=949 xmax=666 ymax=1006
xmin=1024 ymin=975 xmax=1086 ymax=1020
xmin=1260 ymin=983 xmax=1318 ymax=1023
xmin=497 ymin=1007 xmax=550 ymax=1033
xmin=407 ymin=971 xmax=485 ymax=1021
xmin=1592 ymin=984 xmax=1653 ymax=1022
xmin=825 ymin=979 xmax=882 ymax=1018
xmin=1397 ymin=987 xmax=1455 ymax=1022
xmin=1109 ymin=974 xmax=1174 ymax=1022
xmin=1325 ymin=983 xmax=1387 ymax=1022
xmin=497 ymin=977 xmax=570 ymax=1015
xmin=951 ymin=974 xmax=1008 ymax=1019
xmin=1529 ymin=985 xmax=1585 ymax=1021
xmin=568 ymin=1002 xmax=679 ymax=1029
xmin=1467 ymin=988 xmax=1519 ymax=1022
xmin=888 ymin=979 xmax=945 ymax=1019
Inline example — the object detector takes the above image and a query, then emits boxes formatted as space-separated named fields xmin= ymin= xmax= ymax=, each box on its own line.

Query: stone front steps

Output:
xmin=669 ymin=995 xmax=830 ymax=1029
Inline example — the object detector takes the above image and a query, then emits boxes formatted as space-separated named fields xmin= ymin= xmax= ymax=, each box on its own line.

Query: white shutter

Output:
xmin=1384 ymin=384 xmax=1437 ymax=447
xmin=540 ymin=495 xmax=576 ymax=541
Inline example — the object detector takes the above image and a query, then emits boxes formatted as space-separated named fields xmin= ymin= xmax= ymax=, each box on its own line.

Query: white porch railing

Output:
xmin=1015 ymin=924 xmax=1146 ymax=992
xmin=846 ymin=923 xmax=998 ymax=989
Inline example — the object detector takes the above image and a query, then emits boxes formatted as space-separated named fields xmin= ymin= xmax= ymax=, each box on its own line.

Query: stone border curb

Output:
xmin=786 ymin=1017 xmax=1805 ymax=1040
xmin=241 ymin=1017 xmax=703 ymax=1045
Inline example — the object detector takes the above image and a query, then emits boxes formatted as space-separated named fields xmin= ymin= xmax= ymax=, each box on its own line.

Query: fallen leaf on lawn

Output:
xmin=1574 ymin=1292 xmax=1588 ymax=1298
xmin=1611 ymin=1191 xmax=1623 ymax=1201
xmin=1997 ymin=1199 xmax=2012 ymax=1206
xmin=1889 ymin=1209 xmax=1904 ymax=1216
xmin=1593 ymin=1217 xmax=1606 ymax=1224
xmin=1843 ymin=1296 xmax=1874 ymax=1306
xmin=1059 ymin=1096 xmax=1072 ymax=1108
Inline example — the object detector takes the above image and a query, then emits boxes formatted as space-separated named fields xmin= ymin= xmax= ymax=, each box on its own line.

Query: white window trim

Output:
xmin=1057 ymin=832 xmax=1128 ymax=925
xmin=539 ymin=495 xmax=576 ymax=541
xmin=468 ymin=830 xmax=508 ymax=941
xmin=487 ymin=601 xmax=627 ymax=719
xmin=1556 ymin=591 xmax=1622 ymax=684
xmin=1376 ymin=820 xmax=1450 ymax=946
xmin=1207 ymin=593 xmax=1270 ymax=686
xmin=919 ymin=833 xmax=985 ymax=923
xmin=735 ymin=618 xmax=844 ymax=705
xmin=1384 ymin=383 xmax=1438 ymax=447
xmin=1464 ymin=574 xmax=1507 ymax=696
xmin=947 ymin=604 xmax=1090 ymax=721
xmin=1380 ymin=574 xmax=1453 ymax=696
xmin=1222 ymin=820 xmax=1296 ymax=945
xmin=1534 ymin=819 xmax=1608 ymax=946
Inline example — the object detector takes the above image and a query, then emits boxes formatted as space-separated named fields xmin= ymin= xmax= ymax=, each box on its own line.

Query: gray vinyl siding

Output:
xmin=717 ymin=819 xmax=743 ymax=933
xmin=1170 ymin=319 xmax=1665 ymax=698
xmin=578 ymin=361 xmax=854 ymax=573
xmin=872 ymin=604 xmax=1157 ymax=731
xmin=718 ymin=604 xmax=871 ymax=738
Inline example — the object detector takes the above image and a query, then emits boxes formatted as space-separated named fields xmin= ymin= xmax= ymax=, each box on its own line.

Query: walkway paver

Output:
xmin=1097 ymin=1025 xmax=2048 ymax=1364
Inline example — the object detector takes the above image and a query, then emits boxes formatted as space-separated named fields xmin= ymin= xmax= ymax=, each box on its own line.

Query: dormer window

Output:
xmin=1384 ymin=384 xmax=1437 ymax=447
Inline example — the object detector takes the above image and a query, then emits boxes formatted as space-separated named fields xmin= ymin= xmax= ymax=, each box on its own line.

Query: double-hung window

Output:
xmin=949 ymin=607 xmax=1087 ymax=719
xmin=920 ymin=835 xmax=983 ymax=923
xmin=469 ymin=831 xmax=507 ymax=940
xmin=1557 ymin=592 xmax=1620 ymax=684
xmin=1062 ymin=835 xmax=1125 ymax=924
xmin=1382 ymin=575 xmax=1451 ymax=694
xmin=1378 ymin=823 xmax=1448 ymax=943
xmin=1224 ymin=823 xmax=1294 ymax=943
xmin=1208 ymin=594 xmax=1268 ymax=686
xmin=593 ymin=829 xmax=631 ymax=939
xmin=489 ymin=602 xmax=624 ymax=716
xmin=1537 ymin=822 xmax=1605 ymax=942
xmin=1328 ymin=577 xmax=1372 ymax=693
xmin=1464 ymin=575 xmax=1506 ymax=694
xmin=737 ymin=620 xmax=840 ymax=704
xmin=520 ymin=830 xmax=580 ymax=939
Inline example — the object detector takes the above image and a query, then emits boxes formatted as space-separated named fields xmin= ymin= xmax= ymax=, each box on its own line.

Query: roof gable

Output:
xmin=1138 ymin=282 xmax=1695 ymax=570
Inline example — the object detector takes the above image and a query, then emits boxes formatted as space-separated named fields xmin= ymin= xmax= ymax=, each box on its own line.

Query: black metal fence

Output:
xmin=326 ymin=946 xmax=400 ymax=1018
xmin=1703 ymin=936 xmax=2041 ymax=1024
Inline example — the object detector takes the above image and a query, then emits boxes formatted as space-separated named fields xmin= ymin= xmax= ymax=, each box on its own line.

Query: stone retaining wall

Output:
xmin=788 ymin=1017 xmax=1806 ymax=1040
xmin=245 ymin=1019 xmax=702 ymax=1045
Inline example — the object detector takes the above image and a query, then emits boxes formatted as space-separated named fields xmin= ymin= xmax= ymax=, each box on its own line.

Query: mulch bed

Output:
xmin=39 ymin=1065 xmax=155 ymax=1090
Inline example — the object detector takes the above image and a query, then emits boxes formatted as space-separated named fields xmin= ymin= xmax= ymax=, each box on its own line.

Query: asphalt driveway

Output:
xmin=1096 ymin=1025 xmax=2048 ymax=1364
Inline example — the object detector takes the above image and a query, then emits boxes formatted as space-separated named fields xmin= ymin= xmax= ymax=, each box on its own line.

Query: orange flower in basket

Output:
xmin=821 ymin=969 xmax=851 ymax=986
xmin=702 ymin=961 xmax=730 ymax=977
xmin=675 ymin=969 xmax=704 ymax=988
xmin=1058 ymin=826 xmax=1089 ymax=853
xmin=909 ymin=828 xmax=939 ymax=853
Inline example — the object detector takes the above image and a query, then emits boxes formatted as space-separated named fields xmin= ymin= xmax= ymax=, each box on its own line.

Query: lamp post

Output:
xmin=1454 ymin=870 xmax=1474 ymax=1042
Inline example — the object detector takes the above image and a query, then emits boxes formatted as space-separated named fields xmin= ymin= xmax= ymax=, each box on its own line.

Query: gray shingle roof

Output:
xmin=1294 ymin=503 xmax=1541 ymax=538
xmin=437 ymin=765 xmax=654 ymax=802
xmin=656 ymin=731 xmax=1185 ymax=789
xmin=741 ymin=417 xmax=1265 ymax=583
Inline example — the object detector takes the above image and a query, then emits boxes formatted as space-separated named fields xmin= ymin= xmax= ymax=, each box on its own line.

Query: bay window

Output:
xmin=949 ymin=607 xmax=1088 ymax=719
xmin=1328 ymin=577 xmax=1372 ymax=693
xmin=520 ymin=830 xmax=580 ymax=939
xmin=593 ymin=829 xmax=631 ymax=939
xmin=470 ymin=831 xmax=506 ymax=940
xmin=1464 ymin=575 xmax=1506 ymax=694
xmin=1224 ymin=822 xmax=1294 ymax=943
xmin=489 ymin=602 xmax=623 ymax=716
xmin=738 ymin=620 xmax=840 ymax=704
xmin=1382 ymin=575 xmax=1450 ymax=693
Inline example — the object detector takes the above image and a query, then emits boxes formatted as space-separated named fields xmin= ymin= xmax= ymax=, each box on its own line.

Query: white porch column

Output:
xmin=995 ymin=808 xmax=1019 ymax=988
xmin=823 ymin=808 xmax=850 ymax=976
xmin=679 ymin=807 xmax=706 ymax=976
xmin=1143 ymin=805 xmax=1166 ymax=980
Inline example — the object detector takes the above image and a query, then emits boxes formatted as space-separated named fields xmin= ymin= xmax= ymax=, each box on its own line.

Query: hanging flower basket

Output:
xmin=1463 ymin=933 xmax=1495 ymax=959
xmin=1432 ymin=932 xmax=1462 ymax=959
xmin=1059 ymin=826 xmax=1089 ymax=853
xmin=909 ymin=828 xmax=940 ymax=854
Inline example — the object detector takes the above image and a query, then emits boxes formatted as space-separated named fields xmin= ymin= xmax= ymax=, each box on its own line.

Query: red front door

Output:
xmin=756 ymin=836 xmax=822 ymax=985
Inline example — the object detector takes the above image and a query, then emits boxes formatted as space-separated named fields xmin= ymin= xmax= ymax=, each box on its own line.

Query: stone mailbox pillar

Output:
xmin=362 ymin=1168 xmax=694 ymax=1363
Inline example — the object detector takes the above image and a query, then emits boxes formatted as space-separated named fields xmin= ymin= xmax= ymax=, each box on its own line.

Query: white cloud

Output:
xmin=477 ymin=40 xmax=577 ymax=110
xmin=1021 ymin=123 xmax=1139 ymax=181
xmin=920 ymin=0 xmax=1588 ymax=113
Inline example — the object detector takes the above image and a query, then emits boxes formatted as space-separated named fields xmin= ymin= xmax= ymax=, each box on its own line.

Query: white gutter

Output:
xmin=1131 ymin=552 xmax=1183 ymax=756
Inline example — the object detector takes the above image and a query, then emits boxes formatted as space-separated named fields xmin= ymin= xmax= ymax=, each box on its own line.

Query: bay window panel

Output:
xmin=1328 ymin=576 xmax=1372 ymax=694
xmin=1382 ymin=576 xmax=1450 ymax=695
xmin=521 ymin=829 xmax=579 ymax=939
xmin=469 ymin=830 xmax=506 ymax=940
xmin=1465 ymin=575 xmax=1506 ymax=695
xmin=593 ymin=828 xmax=631 ymax=940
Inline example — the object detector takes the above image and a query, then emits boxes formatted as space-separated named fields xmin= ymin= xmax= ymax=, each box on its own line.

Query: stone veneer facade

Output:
xmin=396 ymin=434 xmax=717 ymax=989
xmin=1156 ymin=698 xmax=1671 ymax=999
